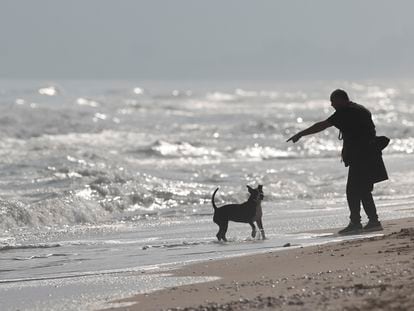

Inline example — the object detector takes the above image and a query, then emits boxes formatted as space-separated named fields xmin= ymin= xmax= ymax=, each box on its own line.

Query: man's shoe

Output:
xmin=363 ymin=221 xmax=383 ymax=232
xmin=338 ymin=222 xmax=363 ymax=235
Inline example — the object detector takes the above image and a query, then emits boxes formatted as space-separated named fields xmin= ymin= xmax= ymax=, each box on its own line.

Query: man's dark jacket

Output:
xmin=328 ymin=102 xmax=388 ymax=184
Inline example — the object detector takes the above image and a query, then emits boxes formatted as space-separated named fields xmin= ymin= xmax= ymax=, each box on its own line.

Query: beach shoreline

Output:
xmin=103 ymin=217 xmax=414 ymax=311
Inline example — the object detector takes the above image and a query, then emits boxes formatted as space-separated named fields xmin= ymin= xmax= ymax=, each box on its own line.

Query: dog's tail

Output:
xmin=212 ymin=187 xmax=219 ymax=210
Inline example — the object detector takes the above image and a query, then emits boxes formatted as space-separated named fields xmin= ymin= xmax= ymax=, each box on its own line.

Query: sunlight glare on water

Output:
xmin=1 ymin=80 xmax=414 ymax=310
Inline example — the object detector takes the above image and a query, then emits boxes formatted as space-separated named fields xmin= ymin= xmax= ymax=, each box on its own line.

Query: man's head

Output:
xmin=330 ymin=89 xmax=350 ymax=110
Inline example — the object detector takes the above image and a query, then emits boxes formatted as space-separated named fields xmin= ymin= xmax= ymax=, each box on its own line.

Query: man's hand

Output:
xmin=286 ymin=133 xmax=301 ymax=143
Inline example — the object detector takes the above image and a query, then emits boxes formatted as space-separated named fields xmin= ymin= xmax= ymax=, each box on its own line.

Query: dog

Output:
xmin=212 ymin=185 xmax=265 ymax=241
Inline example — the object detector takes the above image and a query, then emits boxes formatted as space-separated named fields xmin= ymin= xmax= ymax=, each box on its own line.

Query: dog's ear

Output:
xmin=247 ymin=185 xmax=253 ymax=192
xmin=258 ymin=185 xmax=263 ymax=190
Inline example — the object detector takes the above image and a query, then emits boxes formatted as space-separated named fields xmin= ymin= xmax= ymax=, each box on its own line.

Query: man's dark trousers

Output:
xmin=346 ymin=164 xmax=379 ymax=224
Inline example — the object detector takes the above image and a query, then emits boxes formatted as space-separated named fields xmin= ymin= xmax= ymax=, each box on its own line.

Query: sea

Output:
xmin=1 ymin=79 xmax=414 ymax=310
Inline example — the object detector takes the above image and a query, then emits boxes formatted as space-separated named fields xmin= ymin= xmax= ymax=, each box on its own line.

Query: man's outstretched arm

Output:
xmin=286 ymin=119 xmax=332 ymax=143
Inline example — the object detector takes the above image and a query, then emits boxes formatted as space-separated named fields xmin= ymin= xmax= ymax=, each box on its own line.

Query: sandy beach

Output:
xmin=105 ymin=217 xmax=414 ymax=311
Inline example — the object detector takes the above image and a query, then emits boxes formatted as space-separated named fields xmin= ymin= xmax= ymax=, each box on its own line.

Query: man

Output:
xmin=287 ymin=89 xmax=388 ymax=234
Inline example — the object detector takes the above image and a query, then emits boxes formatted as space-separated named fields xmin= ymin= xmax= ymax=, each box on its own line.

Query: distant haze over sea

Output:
xmin=1 ymin=1 xmax=414 ymax=80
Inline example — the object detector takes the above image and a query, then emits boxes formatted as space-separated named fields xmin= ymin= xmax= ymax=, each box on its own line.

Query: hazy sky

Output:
xmin=1 ymin=0 xmax=413 ymax=80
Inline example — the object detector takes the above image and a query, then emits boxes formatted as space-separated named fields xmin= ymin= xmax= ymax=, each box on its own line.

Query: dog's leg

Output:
xmin=222 ymin=221 xmax=228 ymax=242
xmin=256 ymin=219 xmax=266 ymax=239
xmin=215 ymin=219 xmax=222 ymax=241
xmin=216 ymin=230 xmax=222 ymax=241
xmin=249 ymin=221 xmax=257 ymax=238
xmin=216 ymin=222 xmax=227 ymax=241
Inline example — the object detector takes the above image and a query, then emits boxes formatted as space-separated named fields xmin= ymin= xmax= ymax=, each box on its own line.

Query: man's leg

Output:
xmin=339 ymin=166 xmax=363 ymax=234
xmin=346 ymin=166 xmax=362 ymax=224
xmin=361 ymin=184 xmax=382 ymax=231
xmin=361 ymin=187 xmax=379 ymax=222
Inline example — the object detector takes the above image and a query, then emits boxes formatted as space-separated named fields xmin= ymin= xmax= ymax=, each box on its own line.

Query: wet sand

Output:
xmin=105 ymin=217 xmax=414 ymax=311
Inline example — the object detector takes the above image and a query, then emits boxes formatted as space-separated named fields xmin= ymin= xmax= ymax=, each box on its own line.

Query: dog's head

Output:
xmin=247 ymin=185 xmax=264 ymax=201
